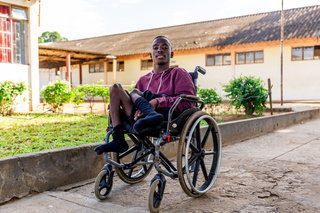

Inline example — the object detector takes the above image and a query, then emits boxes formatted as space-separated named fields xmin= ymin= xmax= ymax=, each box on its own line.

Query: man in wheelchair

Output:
xmin=94 ymin=36 xmax=196 ymax=155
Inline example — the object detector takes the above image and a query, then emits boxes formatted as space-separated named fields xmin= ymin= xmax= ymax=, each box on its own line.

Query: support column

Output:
xmin=113 ymin=59 xmax=117 ymax=83
xmin=104 ymin=61 xmax=108 ymax=85
xmin=231 ymin=51 xmax=236 ymax=78
xmin=66 ymin=53 xmax=71 ymax=84
xmin=79 ymin=64 xmax=82 ymax=85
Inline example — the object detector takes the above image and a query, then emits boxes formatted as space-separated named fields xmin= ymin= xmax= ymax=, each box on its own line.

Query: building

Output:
xmin=0 ymin=0 xmax=40 ymax=112
xmin=39 ymin=5 xmax=320 ymax=101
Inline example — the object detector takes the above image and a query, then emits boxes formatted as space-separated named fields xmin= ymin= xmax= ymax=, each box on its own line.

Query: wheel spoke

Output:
xmin=128 ymin=168 xmax=133 ymax=177
xmin=200 ymin=159 xmax=209 ymax=181
xmin=201 ymin=125 xmax=213 ymax=149
xmin=192 ymin=158 xmax=200 ymax=186
xmin=195 ymin=123 xmax=201 ymax=149
xmin=188 ymin=153 xmax=199 ymax=168
xmin=189 ymin=142 xmax=200 ymax=153
xmin=99 ymin=176 xmax=107 ymax=191
xmin=204 ymin=150 xmax=216 ymax=155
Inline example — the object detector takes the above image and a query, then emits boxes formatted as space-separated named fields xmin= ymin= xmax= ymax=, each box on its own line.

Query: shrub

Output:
xmin=76 ymin=84 xmax=100 ymax=113
xmin=96 ymin=81 xmax=109 ymax=114
xmin=0 ymin=81 xmax=27 ymax=116
xmin=71 ymin=87 xmax=85 ymax=113
xmin=197 ymin=88 xmax=222 ymax=116
xmin=40 ymin=79 xmax=73 ymax=112
xmin=223 ymin=76 xmax=268 ymax=115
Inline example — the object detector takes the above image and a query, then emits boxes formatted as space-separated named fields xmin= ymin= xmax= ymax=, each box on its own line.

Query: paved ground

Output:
xmin=1 ymin=118 xmax=320 ymax=213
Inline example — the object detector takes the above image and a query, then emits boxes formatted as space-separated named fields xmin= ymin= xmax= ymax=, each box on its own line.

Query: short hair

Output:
xmin=152 ymin=36 xmax=172 ymax=48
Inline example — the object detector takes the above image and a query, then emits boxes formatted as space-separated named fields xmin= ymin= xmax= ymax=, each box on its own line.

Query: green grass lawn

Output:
xmin=0 ymin=113 xmax=108 ymax=157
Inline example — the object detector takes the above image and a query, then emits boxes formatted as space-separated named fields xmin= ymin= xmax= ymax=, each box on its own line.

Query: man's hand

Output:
xmin=134 ymin=110 xmax=144 ymax=121
xmin=149 ymin=99 xmax=158 ymax=109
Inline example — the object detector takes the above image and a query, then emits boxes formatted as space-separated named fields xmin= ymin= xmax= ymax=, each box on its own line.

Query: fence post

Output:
xmin=268 ymin=78 xmax=273 ymax=115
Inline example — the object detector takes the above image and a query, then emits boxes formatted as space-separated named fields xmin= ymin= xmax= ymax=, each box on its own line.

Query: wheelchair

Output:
xmin=94 ymin=66 xmax=222 ymax=213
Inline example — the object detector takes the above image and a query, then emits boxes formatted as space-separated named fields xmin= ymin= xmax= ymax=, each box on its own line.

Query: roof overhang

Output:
xmin=39 ymin=46 xmax=111 ymax=69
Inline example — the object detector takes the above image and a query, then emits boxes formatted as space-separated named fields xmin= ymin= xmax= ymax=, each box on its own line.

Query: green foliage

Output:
xmin=197 ymin=87 xmax=222 ymax=116
xmin=38 ymin=31 xmax=68 ymax=43
xmin=96 ymin=80 xmax=110 ymax=114
xmin=40 ymin=79 xmax=73 ymax=112
xmin=0 ymin=81 xmax=27 ymax=116
xmin=71 ymin=87 xmax=85 ymax=112
xmin=128 ymin=83 xmax=136 ymax=92
xmin=223 ymin=76 xmax=268 ymax=115
xmin=0 ymin=113 xmax=108 ymax=157
xmin=76 ymin=84 xmax=101 ymax=113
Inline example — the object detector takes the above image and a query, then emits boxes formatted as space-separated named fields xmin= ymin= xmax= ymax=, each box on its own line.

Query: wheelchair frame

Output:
xmin=94 ymin=66 xmax=222 ymax=213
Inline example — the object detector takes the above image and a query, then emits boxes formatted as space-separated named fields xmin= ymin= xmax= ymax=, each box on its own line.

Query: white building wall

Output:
xmin=0 ymin=1 xmax=39 ymax=112
xmin=0 ymin=64 xmax=30 ymax=111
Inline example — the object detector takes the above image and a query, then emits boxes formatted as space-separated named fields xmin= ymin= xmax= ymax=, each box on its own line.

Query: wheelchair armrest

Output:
xmin=167 ymin=95 xmax=204 ymax=132
xmin=180 ymin=94 xmax=199 ymax=100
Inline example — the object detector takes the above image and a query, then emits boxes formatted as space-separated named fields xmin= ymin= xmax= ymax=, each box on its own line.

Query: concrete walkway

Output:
xmin=1 ymin=118 xmax=320 ymax=212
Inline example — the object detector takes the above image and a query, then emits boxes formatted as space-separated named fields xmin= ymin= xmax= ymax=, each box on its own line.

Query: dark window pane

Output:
xmin=223 ymin=54 xmax=231 ymax=65
xmin=89 ymin=64 xmax=94 ymax=73
xmin=236 ymin=52 xmax=245 ymax=64
xmin=118 ymin=61 xmax=124 ymax=71
xmin=314 ymin=45 xmax=320 ymax=60
xmin=246 ymin=52 xmax=254 ymax=64
xmin=206 ymin=55 xmax=214 ymax=66
xmin=255 ymin=51 xmax=263 ymax=63
xmin=292 ymin=48 xmax=302 ymax=60
xmin=99 ymin=63 xmax=104 ymax=72
xmin=108 ymin=62 xmax=113 ymax=72
xmin=304 ymin=47 xmax=313 ymax=60
xmin=215 ymin=54 xmax=222 ymax=65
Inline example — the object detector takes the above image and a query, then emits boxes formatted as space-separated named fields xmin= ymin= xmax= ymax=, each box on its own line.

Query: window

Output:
xmin=206 ymin=53 xmax=231 ymax=66
xmin=292 ymin=46 xmax=320 ymax=61
xmin=236 ymin=51 xmax=263 ymax=64
xmin=0 ymin=4 xmax=28 ymax=64
xmin=141 ymin=59 xmax=153 ymax=70
xmin=89 ymin=62 xmax=104 ymax=73
xmin=107 ymin=61 xmax=124 ymax=72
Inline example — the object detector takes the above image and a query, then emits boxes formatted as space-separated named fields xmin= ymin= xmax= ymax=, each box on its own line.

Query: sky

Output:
xmin=38 ymin=0 xmax=320 ymax=41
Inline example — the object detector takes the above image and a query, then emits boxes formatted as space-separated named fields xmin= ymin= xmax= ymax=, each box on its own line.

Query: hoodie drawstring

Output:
xmin=146 ymin=71 xmax=165 ymax=94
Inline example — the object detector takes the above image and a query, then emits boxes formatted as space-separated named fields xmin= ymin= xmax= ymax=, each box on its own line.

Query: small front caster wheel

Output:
xmin=148 ymin=179 xmax=163 ymax=213
xmin=94 ymin=167 xmax=114 ymax=200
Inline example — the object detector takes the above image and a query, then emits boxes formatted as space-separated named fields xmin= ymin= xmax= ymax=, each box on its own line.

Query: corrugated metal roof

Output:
xmin=39 ymin=5 xmax=320 ymax=56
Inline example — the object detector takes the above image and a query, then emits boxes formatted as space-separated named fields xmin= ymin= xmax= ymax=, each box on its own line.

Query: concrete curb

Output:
xmin=1 ymin=107 xmax=319 ymax=204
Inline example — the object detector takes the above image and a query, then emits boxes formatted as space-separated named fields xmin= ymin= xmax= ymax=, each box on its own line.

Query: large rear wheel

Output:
xmin=177 ymin=111 xmax=221 ymax=197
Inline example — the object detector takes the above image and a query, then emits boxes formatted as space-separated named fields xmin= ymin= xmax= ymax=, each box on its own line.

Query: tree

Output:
xmin=38 ymin=31 xmax=68 ymax=43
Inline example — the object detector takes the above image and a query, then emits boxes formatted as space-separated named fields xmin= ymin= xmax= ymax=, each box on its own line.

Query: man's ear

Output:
xmin=150 ymin=53 xmax=153 ymax=59
xmin=171 ymin=52 xmax=174 ymax=58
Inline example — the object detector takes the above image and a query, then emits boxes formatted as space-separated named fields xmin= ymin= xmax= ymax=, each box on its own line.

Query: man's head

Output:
xmin=150 ymin=36 xmax=174 ymax=72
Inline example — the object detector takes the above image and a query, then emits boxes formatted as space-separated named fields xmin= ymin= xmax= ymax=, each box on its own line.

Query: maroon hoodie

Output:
xmin=135 ymin=67 xmax=196 ymax=113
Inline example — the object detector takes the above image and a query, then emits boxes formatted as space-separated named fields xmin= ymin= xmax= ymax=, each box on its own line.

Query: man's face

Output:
xmin=150 ymin=38 xmax=173 ymax=66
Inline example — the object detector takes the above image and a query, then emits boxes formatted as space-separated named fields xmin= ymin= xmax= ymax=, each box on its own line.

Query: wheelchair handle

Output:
xmin=194 ymin=66 xmax=206 ymax=75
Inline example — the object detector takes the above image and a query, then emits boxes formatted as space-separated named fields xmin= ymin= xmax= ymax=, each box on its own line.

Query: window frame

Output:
xmin=89 ymin=62 xmax=104 ymax=73
xmin=206 ymin=53 xmax=231 ymax=66
xmin=0 ymin=4 xmax=28 ymax=64
xmin=235 ymin=50 xmax=264 ymax=64
xmin=107 ymin=61 xmax=125 ymax=72
xmin=292 ymin=46 xmax=320 ymax=61
xmin=141 ymin=59 xmax=153 ymax=70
